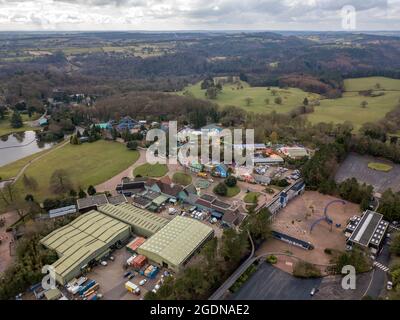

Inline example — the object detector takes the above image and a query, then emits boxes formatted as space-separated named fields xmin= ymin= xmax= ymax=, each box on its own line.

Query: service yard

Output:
xmin=257 ymin=191 xmax=360 ymax=270
xmin=89 ymin=246 xmax=168 ymax=300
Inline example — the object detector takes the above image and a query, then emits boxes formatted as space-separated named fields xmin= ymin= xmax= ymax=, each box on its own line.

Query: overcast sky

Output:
xmin=0 ymin=0 xmax=398 ymax=31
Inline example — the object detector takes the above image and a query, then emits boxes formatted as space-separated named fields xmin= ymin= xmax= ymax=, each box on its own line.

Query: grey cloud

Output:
xmin=0 ymin=0 xmax=397 ymax=30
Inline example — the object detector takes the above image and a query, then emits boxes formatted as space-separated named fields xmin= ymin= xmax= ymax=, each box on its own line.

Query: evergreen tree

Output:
xmin=10 ymin=111 xmax=23 ymax=128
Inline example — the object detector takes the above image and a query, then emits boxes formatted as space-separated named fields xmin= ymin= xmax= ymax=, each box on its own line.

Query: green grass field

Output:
xmin=181 ymin=77 xmax=400 ymax=131
xmin=0 ymin=147 xmax=54 ymax=180
xmin=307 ymin=77 xmax=400 ymax=130
xmin=343 ymin=77 xmax=400 ymax=92
xmin=243 ymin=192 xmax=259 ymax=203
xmin=172 ymin=172 xmax=192 ymax=186
xmin=181 ymin=81 xmax=320 ymax=114
xmin=0 ymin=113 xmax=41 ymax=137
xmin=368 ymin=162 xmax=393 ymax=172
xmin=133 ymin=163 xmax=168 ymax=178
xmin=12 ymin=140 xmax=139 ymax=201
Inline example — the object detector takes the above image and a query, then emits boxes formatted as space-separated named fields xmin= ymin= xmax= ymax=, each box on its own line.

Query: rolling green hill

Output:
xmin=180 ymin=80 xmax=320 ymax=114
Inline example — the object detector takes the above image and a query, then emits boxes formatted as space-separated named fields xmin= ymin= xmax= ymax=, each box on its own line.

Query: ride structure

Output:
xmin=310 ymin=199 xmax=346 ymax=233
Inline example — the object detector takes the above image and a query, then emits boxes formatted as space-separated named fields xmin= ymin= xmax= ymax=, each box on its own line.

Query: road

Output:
xmin=232 ymin=262 xmax=322 ymax=300
xmin=365 ymin=241 xmax=390 ymax=298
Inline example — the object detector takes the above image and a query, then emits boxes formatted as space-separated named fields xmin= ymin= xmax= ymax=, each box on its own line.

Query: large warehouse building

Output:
xmin=137 ymin=216 xmax=214 ymax=272
xmin=40 ymin=210 xmax=131 ymax=284
xmin=98 ymin=203 xmax=168 ymax=237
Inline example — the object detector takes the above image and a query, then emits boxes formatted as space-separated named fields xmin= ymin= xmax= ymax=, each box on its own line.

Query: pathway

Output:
xmin=11 ymin=138 xmax=70 ymax=185
xmin=95 ymin=148 xmax=148 ymax=193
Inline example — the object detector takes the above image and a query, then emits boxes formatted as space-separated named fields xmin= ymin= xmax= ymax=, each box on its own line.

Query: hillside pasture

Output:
xmin=307 ymin=77 xmax=400 ymax=130
xmin=181 ymin=81 xmax=320 ymax=114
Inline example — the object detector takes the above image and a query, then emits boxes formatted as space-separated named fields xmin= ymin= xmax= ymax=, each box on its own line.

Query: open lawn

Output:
xmin=13 ymin=140 xmax=140 ymax=201
xmin=0 ymin=147 xmax=53 ymax=180
xmin=244 ymin=192 xmax=259 ymax=204
xmin=172 ymin=172 xmax=192 ymax=186
xmin=308 ymin=77 xmax=400 ymax=130
xmin=180 ymin=81 xmax=320 ymax=114
xmin=368 ymin=162 xmax=393 ymax=172
xmin=133 ymin=163 xmax=168 ymax=178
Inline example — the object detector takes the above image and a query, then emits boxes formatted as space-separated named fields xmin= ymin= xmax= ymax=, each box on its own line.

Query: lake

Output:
xmin=0 ymin=131 xmax=55 ymax=167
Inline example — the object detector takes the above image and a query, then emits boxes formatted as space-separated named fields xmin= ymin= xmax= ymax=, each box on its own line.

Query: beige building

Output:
xmin=137 ymin=216 xmax=214 ymax=272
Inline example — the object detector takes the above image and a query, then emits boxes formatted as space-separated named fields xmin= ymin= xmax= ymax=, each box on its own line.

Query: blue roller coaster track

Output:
xmin=310 ymin=199 xmax=346 ymax=233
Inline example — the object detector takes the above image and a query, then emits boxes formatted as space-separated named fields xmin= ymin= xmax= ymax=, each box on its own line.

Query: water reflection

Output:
xmin=0 ymin=131 xmax=56 ymax=167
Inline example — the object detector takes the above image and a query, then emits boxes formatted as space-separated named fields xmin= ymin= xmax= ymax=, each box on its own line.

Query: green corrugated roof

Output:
xmin=44 ymin=288 xmax=62 ymax=300
xmin=40 ymin=210 xmax=130 ymax=283
xmin=152 ymin=195 xmax=169 ymax=206
xmin=98 ymin=203 xmax=168 ymax=236
xmin=138 ymin=216 xmax=214 ymax=268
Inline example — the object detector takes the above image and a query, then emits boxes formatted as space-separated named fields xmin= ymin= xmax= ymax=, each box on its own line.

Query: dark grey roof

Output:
xmin=200 ymin=194 xmax=216 ymax=203
xmin=143 ymin=190 xmax=161 ymax=200
xmin=132 ymin=195 xmax=153 ymax=208
xmin=107 ymin=195 xmax=127 ymax=205
xmin=76 ymin=194 xmax=108 ymax=210
xmin=212 ymin=200 xmax=231 ymax=210
xmin=184 ymin=184 xmax=198 ymax=195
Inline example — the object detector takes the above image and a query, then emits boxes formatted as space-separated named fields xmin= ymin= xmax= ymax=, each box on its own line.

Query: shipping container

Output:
xmin=83 ymin=283 xmax=99 ymax=297
xmin=126 ymin=237 xmax=146 ymax=253
xmin=132 ymin=255 xmax=147 ymax=269
xmin=78 ymin=280 xmax=96 ymax=296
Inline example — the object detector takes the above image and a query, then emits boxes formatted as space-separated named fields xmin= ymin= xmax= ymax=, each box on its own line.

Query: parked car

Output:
xmin=100 ymin=261 xmax=108 ymax=266
xmin=387 ymin=281 xmax=393 ymax=290
xmin=128 ymin=273 xmax=135 ymax=280
xmin=310 ymin=288 xmax=318 ymax=296
xmin=123 ymin=271 xmax=133 ymax=278
xmin=139 ymin=279 xmax=147 ymax=286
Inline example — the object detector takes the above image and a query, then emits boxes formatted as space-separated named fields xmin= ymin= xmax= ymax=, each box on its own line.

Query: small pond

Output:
xmin=0 ymin=131 xmax=56 ymax=167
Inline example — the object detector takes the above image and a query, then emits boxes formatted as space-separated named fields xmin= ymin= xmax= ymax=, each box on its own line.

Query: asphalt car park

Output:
xmin=232 ymin=262 xmax=322 ymax=300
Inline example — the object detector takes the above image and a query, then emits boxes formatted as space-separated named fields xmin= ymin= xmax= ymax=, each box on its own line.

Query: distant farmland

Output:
xmin=335 ymin=153 xmax=400 ymax=194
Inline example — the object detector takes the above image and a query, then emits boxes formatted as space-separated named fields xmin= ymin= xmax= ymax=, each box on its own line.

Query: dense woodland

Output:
xmin=2 ymin=31 xmax=400 ymax=107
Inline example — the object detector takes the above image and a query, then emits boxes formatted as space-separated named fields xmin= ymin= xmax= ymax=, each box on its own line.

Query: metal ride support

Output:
xmin=310 ymin=199 xmax=346 ymax=233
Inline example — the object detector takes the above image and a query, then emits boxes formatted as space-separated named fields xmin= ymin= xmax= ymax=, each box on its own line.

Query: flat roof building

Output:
xmin=107 ymin=194 xmax=127 ymax=206
xmin=347 ymin=210 xmax=389 ymax=254
xmin=76 ymin=194 xmax=109 ymax=212
xmin=48 ymin=205 xmax=77 ymax=219
xmin=279 ymin=147 xmax=309 ymax=159
xmin=40 ymin=210 xmax=131 ymax=284
xmin=98 ymin=203 xmax=169 ymax=237
xmin=137 ymin=216 xmax=214 ymax=272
